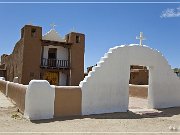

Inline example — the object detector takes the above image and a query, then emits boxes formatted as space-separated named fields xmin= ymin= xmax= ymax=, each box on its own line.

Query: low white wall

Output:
xmin=5 ymin=81 xmax=10 ymax=96
xmin=13 ymin=77 xmax=19 ymax=83
xmin=24 ymin=80 xmax=55 ymax=120
xmin=80 ymin=45 xmax=180 ymax=115
xmin=0 ymin=77 xmax=5 ymax=80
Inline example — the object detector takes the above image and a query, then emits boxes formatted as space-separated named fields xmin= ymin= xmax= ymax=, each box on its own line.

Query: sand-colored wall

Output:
xmin=54 ymin=86 xmax=82 ymax=117
xmin=21 ymin=25 xmax=42 ymax=85
xmin=129 ymin=84 xmax=148 ymax=98
xmin=130 ymin=70 xmax=148 ymax=85
xmin=68 ymin=32 xmax=85 ymax=86
xmin=2 ymin=40 xmax=24 ymax=82
xmin=0 ymin=80 xmax=7 ymax=95
xmin=7 ymin=82 xmax=27 ymax=113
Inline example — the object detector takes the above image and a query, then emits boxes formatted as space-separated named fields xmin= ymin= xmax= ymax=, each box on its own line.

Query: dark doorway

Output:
xmin=48 ymin=48 xmax=57 ymax=67
xmin=48 ymin=48 xmax=57 ymax=59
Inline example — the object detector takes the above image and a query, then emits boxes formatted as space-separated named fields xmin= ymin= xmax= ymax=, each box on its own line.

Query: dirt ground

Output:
xmin=0 ymin=92 xmax=180 ymax=135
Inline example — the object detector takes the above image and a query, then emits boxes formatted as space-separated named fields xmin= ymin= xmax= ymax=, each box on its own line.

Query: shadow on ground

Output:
xmin=31 ymin=107 xmax=180 ymax=124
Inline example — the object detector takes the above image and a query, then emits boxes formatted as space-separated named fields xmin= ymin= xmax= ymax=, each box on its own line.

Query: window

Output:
xmin=31 ymin=28 xmax=36 ymax=37
xmin=76 ymin=35 xmax=80 ymax=43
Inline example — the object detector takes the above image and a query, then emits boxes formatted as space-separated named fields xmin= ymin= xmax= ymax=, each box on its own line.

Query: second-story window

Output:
xmin=48 ymin=48 xmax=57 ymax=59
xmin=48 ymin=48 xmax=57 ymax=67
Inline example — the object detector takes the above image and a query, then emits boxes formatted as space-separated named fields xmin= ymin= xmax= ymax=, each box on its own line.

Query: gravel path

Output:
xmin=0 ymin=92 xmax=14 ymax=108
xmin=0 ymin=91 xmax=180 ymax=134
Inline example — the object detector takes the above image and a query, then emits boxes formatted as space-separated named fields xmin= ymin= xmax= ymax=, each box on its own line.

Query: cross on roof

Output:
xmin=27 ymin=22 xmax=33 ymax=25
xmin=136 ymin=32 xmax=146 ymax=46
xmin=71 ymin=26 xmax=76 ymax=32
xmin=50 ymin=23 xmax=56 ymax=29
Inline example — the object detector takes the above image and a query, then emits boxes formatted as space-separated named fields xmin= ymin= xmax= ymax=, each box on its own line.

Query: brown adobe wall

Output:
xmin=1 ymin=25 xmax=42 ymax=85
xmin=0 ymin=70 xmax=6 ymax=78
xmin=2 ymin=39 xmax=24 ymax=82
xmin=21 ymin=25 xmax=42 ymax=85
xmin=129 ymin=69 xmax=149 ymax=85
xmin=7 ymin=82 xmax=27 ymax=113
xmin=68 ymin=32 xmax=85 ymax=86
xmin=0 ymin=80 xmax=7 ymax=95
xmin=129 ymin=84 xmax=148 ymax=98
xmin=54 ymin=86 xmax=82 ymax=117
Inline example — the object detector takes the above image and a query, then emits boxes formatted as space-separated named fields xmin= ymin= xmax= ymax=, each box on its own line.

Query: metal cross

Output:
xmin=50 ymin=23 xmax=56 ymax=29
xmin=71 ymin=26 xmax=76 ymax=32
xmin=28 ymin=22 xmax=33 ymax=25
xmin=136 ymin=32 xmax=146 ymax=46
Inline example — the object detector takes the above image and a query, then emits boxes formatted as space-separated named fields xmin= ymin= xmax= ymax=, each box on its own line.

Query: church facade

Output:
xmin=0 ymin=25 xmax=85 ymax=86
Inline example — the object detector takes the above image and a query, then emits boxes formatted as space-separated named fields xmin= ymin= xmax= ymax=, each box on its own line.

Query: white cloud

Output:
xmin=160 ymin=7 xmax=180 ymax=18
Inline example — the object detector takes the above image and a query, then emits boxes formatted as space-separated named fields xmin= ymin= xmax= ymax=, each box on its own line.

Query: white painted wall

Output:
xmin=13 ymin=77 xmax=19 ymax=83
xmin=0 ymin=77 xmax=5 ymax=80
xmin=5 ymin=81 xmax=10 ymax=96
xmin=80 ymin=45 xmax=180 ymax=115
xmin=42 ymin=29 xmax=65 ymax=42
xmin=43 ymin=45 xmax=68 ymax=60
xmin=59 ymin=72 xmax=67 ymax=86
xmin=24 ymin=80 xmax=55 ymax=120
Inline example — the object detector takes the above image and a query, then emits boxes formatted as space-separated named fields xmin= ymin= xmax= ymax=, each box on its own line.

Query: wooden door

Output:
xmin=43 ymin=71 xmax=59 ymax=85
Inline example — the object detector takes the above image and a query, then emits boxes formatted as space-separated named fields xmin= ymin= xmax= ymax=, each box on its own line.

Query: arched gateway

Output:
xmin=80 ymin=44 xmax=180 ymax=115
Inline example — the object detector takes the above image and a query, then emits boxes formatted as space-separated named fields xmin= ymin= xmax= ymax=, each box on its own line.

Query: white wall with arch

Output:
xmin=80 ymin=45 xmax=180 ymax=115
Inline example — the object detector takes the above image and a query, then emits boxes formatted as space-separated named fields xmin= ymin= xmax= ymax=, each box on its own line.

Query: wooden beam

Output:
xmin=41 ymin=40 xmax=72 ymax=48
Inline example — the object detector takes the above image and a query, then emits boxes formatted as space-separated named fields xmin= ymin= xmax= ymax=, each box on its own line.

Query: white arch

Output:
xmin=80 ymin=44 xmax=180 ymax=115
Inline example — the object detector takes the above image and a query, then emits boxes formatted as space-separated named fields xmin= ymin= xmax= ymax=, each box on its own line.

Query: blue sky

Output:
xmin=0 ymin=1 xmax=179 ymax=70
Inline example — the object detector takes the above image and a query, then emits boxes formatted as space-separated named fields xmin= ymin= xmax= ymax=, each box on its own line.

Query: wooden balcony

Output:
xmin=41 ymin=58 xmax=69 ymax=69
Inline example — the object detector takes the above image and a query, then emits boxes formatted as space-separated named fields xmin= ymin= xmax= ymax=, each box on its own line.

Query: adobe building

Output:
xmin=129 ymin=65 xmax=149 ymax=85
xmin=0 ymin=25 xmax=85 ymax=86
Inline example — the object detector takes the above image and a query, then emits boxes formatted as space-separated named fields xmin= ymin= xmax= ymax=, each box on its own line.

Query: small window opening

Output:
xmin=31 ymin=28 xmax=36 ymax=37
xmin=76 ymin=36 xmax=80 ymax=43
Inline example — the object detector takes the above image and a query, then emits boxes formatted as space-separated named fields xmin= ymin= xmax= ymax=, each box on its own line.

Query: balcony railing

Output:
xmin=41 ymin=58 xmax=69 ymax=69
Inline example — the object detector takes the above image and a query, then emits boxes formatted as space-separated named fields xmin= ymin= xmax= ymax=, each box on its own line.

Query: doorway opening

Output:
xmin=128 ymin=65 xmax=149 ymax=110
xmin=48 ymin=48 xmax=57 ymax=67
